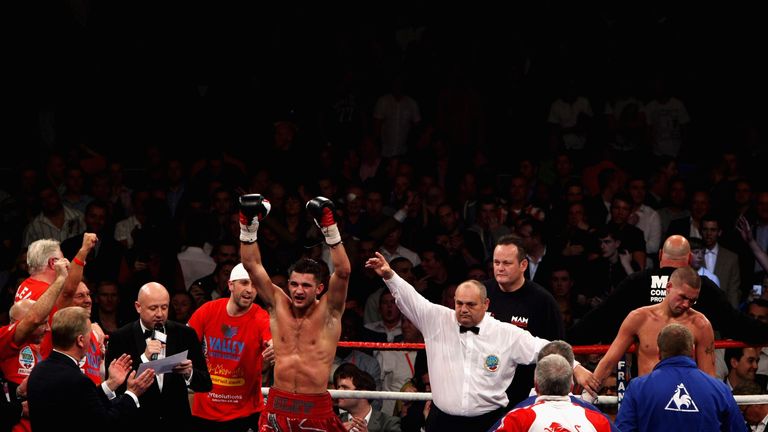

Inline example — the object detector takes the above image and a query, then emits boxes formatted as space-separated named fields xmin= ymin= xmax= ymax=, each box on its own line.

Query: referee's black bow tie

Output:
xmin=143 ymin=329 xmax=153 ymax=338
xmin=459 ymin=326 xmax=480 ymax=334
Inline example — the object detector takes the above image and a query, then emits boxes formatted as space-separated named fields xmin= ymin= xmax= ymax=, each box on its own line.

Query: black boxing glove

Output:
xmin=306 ymin=196 xmax=341 ymax=246
xmin=238 ymin=194 xmax=271 ymax=243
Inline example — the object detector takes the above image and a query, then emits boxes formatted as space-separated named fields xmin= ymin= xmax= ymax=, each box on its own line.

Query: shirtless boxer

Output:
xmin=239 ymin=194 xmax=353 ymax=432
xmin=588 ymin=266 xmax=716 ymax=393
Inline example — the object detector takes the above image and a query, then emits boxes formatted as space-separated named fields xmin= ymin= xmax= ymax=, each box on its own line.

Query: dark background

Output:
xmin=5 ymin=1 xmax=767 ymax=171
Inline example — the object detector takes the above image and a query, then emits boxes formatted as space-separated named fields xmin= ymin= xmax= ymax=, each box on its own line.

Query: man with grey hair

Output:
xmin=15 ymin=235 xmax=97 ymax=307
xmin=27 ymin=307 xmax=155 ymax=431
xmin=732 ymin=381 xmax=768 ymax=431
xmin=491 ymin=354 xmax=611 ymax=431
xmin=615 ymin=323 xmax=746 ymax=431
xmin=1 ymin=258 xmax=70 ymax=432
xmin=366 ymin=253 xmax=598 ymax=432
xmin=508 ymin=340 xmax=618 ymax=431
xmin=537 ymin=354 xmax=576 ymax=396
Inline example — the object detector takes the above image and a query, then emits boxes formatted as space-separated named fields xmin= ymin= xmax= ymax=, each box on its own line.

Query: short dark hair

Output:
xmin=84 ymin=199 xmax=109 ymax=215
xmin=611 ymin=192 xmax=633 ymax=208
xmin=657 ymin=323 xmax=693 ymax=359
xmin=670 ymin=266 xmax=701 ymax=290
xmin=333 ymin=363 xmax=376 ymax=392
xmin=688 ymin=237 xmax=705 ymax=250
xmin=724 ymin=347 xmax=749 ymax=371
xmin=288 ymin=258 xmax=325 ymax=283
xmin=595 ymin=225 xmax=620 ymax=242
xmin=419 ymin=245 xmax=450 ymax=267
xmin=389 ymin=256 xmax=413 ymax=268
xmin=700 ymin=213 xmax=721 ymax=228
xmin=495 ymin=234 xmax=527 ymax=261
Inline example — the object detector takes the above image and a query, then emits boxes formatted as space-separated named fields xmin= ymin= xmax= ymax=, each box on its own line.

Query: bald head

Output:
xmin=135 ymin=282 xmax=170 ymax=328
xmin=9 ymin=299 xmax=35 ymax=322
xmin=10 ymin=298 xmax=49 ymax=344
xmin=138 ymin=282 xmax=169 ymax=303
xmin=660 ymin=235 xmax=691 ymax=267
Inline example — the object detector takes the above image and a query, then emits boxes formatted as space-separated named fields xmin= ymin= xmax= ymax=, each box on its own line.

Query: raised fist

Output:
xmin=238 ymin=194 xmax=271 ymax=243
xmin=306 ymin=196 xmax=341 ymax=245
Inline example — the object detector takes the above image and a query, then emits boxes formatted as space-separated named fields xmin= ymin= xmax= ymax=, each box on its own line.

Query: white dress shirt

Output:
xmin=753 ymin=414 xmax=767 ymax=432
xmin=341 ymin=406 xmax=373 ymax=432
xmin=757 ymin=347 xmax=768 ymax=392
xmin=376 ymin=349 xmax=418 ymax=415
xmin=526 ymin=247 xmax=546 ymax=282
xmin=697 ymin=267 xmax=721 ymax=288
xmin=364 ymin=320 xmax=402 ymax=342
xmin=705 ymin=244 xmax=719 ymax=273
xmin=383 ymin=273 xmax=548 ymax=416
xmin=634 ymin=204 xmax=662 ymax=255
xmin=140 ymin=323 xmax=166 ymax=391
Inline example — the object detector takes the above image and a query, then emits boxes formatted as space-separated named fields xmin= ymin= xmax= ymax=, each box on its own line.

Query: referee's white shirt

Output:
xmin=383 ymin=273 xmax=549 ymax=417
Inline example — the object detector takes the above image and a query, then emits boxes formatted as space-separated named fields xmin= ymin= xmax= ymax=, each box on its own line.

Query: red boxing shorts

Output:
xmin=259 ymin=388 xmax=346 ymax=432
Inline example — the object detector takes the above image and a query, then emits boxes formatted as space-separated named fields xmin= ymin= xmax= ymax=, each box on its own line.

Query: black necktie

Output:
xmin=143 ymin=329 xmax=153 ymax=339
xmin=459 ymin=326 xmax=480 ymax=335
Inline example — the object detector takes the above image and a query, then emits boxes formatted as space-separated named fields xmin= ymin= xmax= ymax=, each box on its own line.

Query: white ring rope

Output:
xmin=593 ymin=395 xmax=768 ymax=406
xmin=261 ymin=388 xmax=432 ymax=401
xmin=260 ymin=388 xmax=768 ymax=405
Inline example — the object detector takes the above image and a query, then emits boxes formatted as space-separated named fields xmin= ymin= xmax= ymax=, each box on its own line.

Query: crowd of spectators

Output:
xmin=2 ymin=3 xmax=768 ymax=429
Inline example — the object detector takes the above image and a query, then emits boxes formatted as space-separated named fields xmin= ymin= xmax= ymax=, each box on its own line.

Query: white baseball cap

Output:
xmin=229 ymin=263 xmax=250 ymax=281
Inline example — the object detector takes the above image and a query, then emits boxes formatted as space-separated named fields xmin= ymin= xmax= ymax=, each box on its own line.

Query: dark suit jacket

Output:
xmin=28 ymin=351 xmax=138 ymax=432
xmin=665 ymin=216 xmax=692 ymax=239
xmin=368 ymin=410 xmax=402 ymax=432
xmin=341 ymin=409 xmax=401 ymax=432
xmin=713 ymin=246 xmax=742 ymax=308
xmin=106 ymin=320 xmax=211 ymax=429
xmin=523 ymin=252 xmax=556 ymax=289
xmin=0 ymin=377 xmax=22 ymax=432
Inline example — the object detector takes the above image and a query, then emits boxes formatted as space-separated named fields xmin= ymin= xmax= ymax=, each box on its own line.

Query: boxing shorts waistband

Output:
xmin=265 ymin=388 xmax=335 ymax=418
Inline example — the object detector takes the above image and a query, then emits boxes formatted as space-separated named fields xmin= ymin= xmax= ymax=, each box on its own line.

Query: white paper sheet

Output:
xmin=137 ymin=350 xmax=188 ymax=376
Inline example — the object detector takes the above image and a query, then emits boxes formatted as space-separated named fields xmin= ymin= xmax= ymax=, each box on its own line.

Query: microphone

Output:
xmin=151 ymin=323 xmax=165 ymax=361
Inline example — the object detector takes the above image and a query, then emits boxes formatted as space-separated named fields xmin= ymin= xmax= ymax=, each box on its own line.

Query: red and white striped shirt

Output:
xmin=493 ymin=395 xmax=611 ymax=432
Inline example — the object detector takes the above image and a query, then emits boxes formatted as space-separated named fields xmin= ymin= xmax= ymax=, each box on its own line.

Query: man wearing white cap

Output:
xmin=187 ymin=263 xmax=274 ymax=432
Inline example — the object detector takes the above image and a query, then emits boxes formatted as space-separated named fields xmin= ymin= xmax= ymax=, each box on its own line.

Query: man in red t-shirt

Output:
xmin=15 ymin=235 xmax=97 ymax=357
xmin=1 ymin=258 xmax=69 ymax=432
xmin=188 ymin=263 xmax=272 ymax=432
xmin=64 ymin=281 xmax=107 ymax=385
xmin=16 ymin=235 xmax=96 ymax=304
